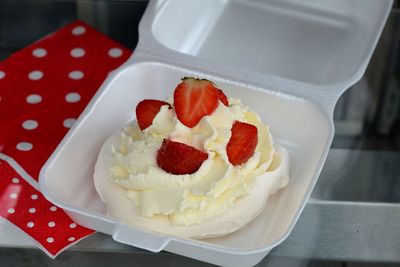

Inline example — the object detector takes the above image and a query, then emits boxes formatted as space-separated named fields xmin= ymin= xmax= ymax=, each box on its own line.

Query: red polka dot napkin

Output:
xmin=0 ymin=20 xmax=131 ymax=257
xmin=0 ymin=158 xmax=93 ymax=256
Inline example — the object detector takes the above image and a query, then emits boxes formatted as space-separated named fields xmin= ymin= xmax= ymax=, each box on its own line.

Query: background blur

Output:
xmin=1 ymin=0 xmax=400 ymax=152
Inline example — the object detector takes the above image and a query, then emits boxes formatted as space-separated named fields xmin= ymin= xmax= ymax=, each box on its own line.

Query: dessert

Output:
xmin=94 ymin=77 xmax=289 ymax=238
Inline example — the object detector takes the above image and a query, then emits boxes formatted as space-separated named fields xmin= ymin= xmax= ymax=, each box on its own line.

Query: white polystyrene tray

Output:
xmin=39 ymin=1 xmax=392 ymax=266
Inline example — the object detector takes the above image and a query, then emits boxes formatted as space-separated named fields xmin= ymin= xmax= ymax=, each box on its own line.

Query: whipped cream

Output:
xmin=94 ymin=97 xmax=289 ymax=238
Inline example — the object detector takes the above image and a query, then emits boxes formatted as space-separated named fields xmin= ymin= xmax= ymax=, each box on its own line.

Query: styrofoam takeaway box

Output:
xmin=39 ymin=1 xmax=393 ymax=266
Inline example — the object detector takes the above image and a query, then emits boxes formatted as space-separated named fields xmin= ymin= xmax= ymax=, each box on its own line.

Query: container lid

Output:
xmin=136 ymin=0 xmax=392 ymax=98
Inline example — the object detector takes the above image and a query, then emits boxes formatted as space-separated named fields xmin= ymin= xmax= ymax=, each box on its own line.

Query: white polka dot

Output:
xmin=69 ymin=223 xmax=77 ymax=229
xmin=32 ymin=48 xmax=47 ymax=58
xmin=28 ymin=208 xmax=36 ymax=213
xmin=7 ymin=208 xmax=15 ymax=214
xmin=28 ymin=70 xmax=44 ymax=80
xmin=16 ymin=142 xmax=33 ymax=151
xmin=108 ymin=48 xmax=123 ymax=58
xmin=46 ymin=237 xmax=54 ymax=243
xmin=69 ymin=71 xmax=84 ymax=80
xmin=50 ymin=206 xmax=57 ymax=212
xmin=22 ymin=120 xmax=38 ymax=130
xmin=48 ymin=221 xmax=55 ymax=227
xmin=68 ymin=237 xmax=76 ymax=242
xmin=12 ymin=178 xmax=19 ymax=184
xmin=72 ymin=26 xmax=86 ymax=35
xmin=0 ymin=71 xmax=5 ymax=79
xmin=63 ymin=118 xmax=76 ymax=128
xmin=27 ymin=222 xmax=34 ymax=228
xmin=70 ymin=48 xmax=85 ymax=58
xmin=9 ymin=193 xmax=17 ymax=199
xmin=26 ymin=94 xmax=42 ymax=104
xmin=31 ymin=194 xmax=38 ymax=200
xmin=65 ymin=92 xmax=81 ymax=103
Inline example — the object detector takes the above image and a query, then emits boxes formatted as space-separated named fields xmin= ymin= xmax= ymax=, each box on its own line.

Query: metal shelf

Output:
xmin=2 ymin=149 xmax=399 ymax=265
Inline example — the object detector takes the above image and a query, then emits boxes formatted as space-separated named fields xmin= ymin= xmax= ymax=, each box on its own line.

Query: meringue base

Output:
xmin=94 ymin=130 xmax=289 ymax=239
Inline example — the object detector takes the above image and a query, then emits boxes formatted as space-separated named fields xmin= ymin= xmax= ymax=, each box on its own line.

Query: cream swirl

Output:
xmin=109 ymin=99 xmax=275 ymax=226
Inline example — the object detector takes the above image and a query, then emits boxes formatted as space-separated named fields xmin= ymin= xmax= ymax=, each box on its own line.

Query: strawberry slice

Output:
xmin=174 ymin=77 xmax=219 ymax=128
xmin=226 ymin=121 xmax=258 ymax=166
xmin=135 ymin=100 xmax=171 ymax=130
xmin=157 ymin=139 xmax=208 ymax=175
xmin=217 ymin=88 xmax=229 ymax=106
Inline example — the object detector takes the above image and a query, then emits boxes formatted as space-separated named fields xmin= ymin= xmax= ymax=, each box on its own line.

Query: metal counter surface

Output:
xmin=2 ymin=149 xmax=399 ymax=264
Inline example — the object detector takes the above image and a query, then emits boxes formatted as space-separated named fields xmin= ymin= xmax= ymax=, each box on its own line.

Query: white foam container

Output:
xmin=39 ymin=1 xmax=392 ymax=266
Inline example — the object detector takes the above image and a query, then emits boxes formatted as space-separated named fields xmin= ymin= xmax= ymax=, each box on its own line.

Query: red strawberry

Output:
xmin=157 ymin=139 xmax=208 ymax=175
xmin=217 ymin=88 xmax=229 ymax=106
xmin=226 ymin=121 xmax=258 ymax=166
xmin=174 ymin=77 xmax=219 ymax=128
xmin=135 ymin=100 xmax=171 ymax=130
